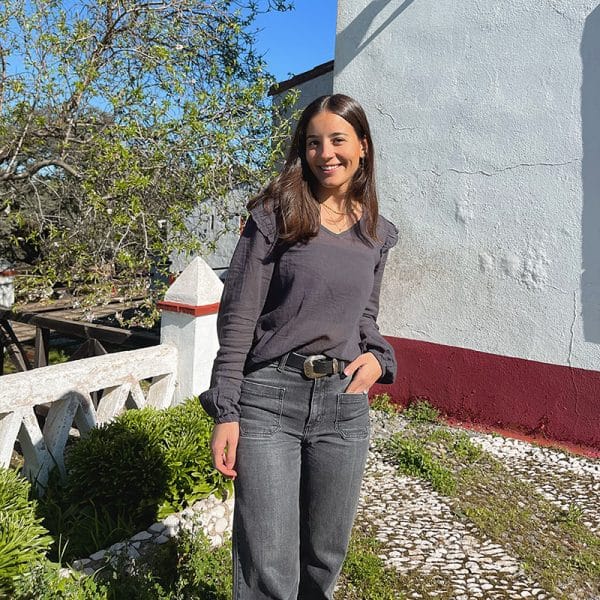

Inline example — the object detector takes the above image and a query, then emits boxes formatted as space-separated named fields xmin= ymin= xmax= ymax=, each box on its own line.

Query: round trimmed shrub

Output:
xmin=38 ymin=397 xmax=229 ymax=559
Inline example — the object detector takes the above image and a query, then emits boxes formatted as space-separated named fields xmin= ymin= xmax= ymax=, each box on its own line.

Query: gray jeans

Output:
xmin=232 ymin=360 xmax=370 ymax=600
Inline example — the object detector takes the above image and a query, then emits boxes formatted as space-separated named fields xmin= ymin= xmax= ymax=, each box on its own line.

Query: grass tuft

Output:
xmin=401 ymin=399 xmax=440 ymax=423
xmin=370 ymin=393 xmax=399 ymax=415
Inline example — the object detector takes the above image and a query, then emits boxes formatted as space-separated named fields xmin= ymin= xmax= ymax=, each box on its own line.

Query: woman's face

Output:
xmin=305 ymin=110 xmax=367 ymax=200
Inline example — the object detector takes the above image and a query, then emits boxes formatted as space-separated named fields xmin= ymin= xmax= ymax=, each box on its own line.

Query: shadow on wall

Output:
xmin=581 ymin=6 xmax=600 ymax=343
xmin=335 ymin=0 xmax=416 ymax=75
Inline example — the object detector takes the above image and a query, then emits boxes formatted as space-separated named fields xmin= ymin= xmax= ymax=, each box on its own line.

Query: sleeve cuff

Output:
xmin=199 ymin=387 xmax=241 ymax=423
xmin=367 ymin=347 xmax=396 ymax=384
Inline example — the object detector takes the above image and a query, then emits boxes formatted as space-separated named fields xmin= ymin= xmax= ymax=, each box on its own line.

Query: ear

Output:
xmin=360 ymin=136 xmax=368 ymax=158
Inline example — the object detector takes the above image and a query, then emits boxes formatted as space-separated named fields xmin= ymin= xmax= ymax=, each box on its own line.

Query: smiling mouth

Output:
xmin=320 ymin=164 xmax=341 ymax=173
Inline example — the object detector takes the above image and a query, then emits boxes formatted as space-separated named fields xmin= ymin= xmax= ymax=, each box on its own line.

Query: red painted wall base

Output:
xmin=372 ymin=337 xmax=600 ymax=454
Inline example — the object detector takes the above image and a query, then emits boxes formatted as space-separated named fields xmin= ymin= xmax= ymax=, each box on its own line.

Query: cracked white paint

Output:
xmin=334 ymin=0 xmax=600 ymax=370
xmin=375 ymin=105 xmax=416 ymax=132
xmin=430 ymin=160 xmax=581 ymax=178
xmin=568 ymin=291 xmax=578 ymax=366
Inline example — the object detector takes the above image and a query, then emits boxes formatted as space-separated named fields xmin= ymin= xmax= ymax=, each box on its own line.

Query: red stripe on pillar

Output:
xmin=157 ymin=300 xmax=220 ymax=316
xmin=371 ymin=336 xmax=600 ymax=454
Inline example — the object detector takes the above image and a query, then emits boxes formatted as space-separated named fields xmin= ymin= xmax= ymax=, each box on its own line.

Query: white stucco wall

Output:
xmin=272 ymin=66 xmax=334 ymax=121
xmin=334 ymin=0 xmax=600 ymax=371
xmin=288 ymin=69 xmax=334 ymax=111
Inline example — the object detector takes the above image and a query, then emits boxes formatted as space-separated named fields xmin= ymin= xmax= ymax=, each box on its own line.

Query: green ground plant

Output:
xmin=11 ymin=529 xmax=232 ymax=600
xmin=337 ymin=527 xmax=406 ymax=600
xmin=382 ymin=436 xmax=457 ymax=495
xmin=0 ymin=468 xmax=52 ymax=597
xmin=401 ymin=399 xmax=440 ymax=424
xmin=13 ymin=563 xmax=109 ymax=600
xmin=370 ymin=393 xmax=399 ymax=415
xmin=85 ymin=531 xmax=232 ymax=600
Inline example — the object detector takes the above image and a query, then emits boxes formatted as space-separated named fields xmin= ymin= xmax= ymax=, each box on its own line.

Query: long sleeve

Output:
xmin=199 ymin=207 xmax=276 ymax=423
xmin=359 ymin=219 xmax=399 ymax=384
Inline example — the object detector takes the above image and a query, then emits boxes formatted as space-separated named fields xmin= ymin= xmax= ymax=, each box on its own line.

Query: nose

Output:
xmin=318 ymin=139 xmax=334 ymax=160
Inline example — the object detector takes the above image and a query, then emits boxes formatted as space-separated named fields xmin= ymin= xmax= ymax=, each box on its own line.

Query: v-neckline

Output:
xmin=320 ymin=220 xmax=360 ymax=237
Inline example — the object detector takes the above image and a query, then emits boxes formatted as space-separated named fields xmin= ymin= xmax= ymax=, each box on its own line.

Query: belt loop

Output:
xmin=277 ymin=352 xmax=290 ymax=373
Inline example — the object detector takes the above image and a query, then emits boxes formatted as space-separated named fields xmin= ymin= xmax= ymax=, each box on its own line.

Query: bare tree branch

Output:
xmin=0 ymin=158 xmax=81 ymax=181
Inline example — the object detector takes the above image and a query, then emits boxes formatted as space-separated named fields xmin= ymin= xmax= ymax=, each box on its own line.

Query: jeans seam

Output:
xmin=232 ymin=524 xmax=241 ymax=600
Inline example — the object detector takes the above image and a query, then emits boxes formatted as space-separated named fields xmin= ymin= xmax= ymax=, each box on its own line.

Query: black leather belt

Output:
xmin=281 ymin=352 xmax=345 ymax=379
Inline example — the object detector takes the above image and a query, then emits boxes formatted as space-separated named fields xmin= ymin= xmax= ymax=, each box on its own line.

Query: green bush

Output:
xmin=103 ymin=532 xmax=232 ymax=600
xmin=13 ymin=562 xmax=109 ymax=600
xmin=173 ymin=531 xmax=232 ymax=599
xmin=37 ymin=398 xmax=229 ymax=560
xmin=0 ymin=468 xmax=52 ymax=596
xmin=66 ymin=413 xmax=171 ymax=524
xmin=155 ymin=399 xmax=229 ymax=518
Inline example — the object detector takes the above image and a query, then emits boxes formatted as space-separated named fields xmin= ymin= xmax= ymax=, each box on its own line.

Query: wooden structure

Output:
xmin=0 ymin=303 xmax=158 ymax=374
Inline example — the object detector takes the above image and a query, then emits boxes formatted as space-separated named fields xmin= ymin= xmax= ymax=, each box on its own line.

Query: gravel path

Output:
xmin=358 ymin=412 xmax=600 ymax=600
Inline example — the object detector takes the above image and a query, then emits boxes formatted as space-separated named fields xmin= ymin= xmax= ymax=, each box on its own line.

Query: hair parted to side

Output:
xmin=248 ymin=94 xmax=379 ymax=245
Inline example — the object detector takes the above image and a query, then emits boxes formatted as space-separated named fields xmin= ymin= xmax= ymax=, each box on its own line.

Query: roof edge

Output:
xmin=269 ymin=60 xmax=334 ymax=96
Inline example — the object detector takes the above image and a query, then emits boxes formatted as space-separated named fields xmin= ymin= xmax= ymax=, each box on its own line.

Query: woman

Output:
xmin=200 ymin=94 xmax=398 ymax=599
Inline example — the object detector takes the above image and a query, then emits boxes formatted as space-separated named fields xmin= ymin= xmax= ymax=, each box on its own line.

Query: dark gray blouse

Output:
xmin=200 ymin=202 xmax=399 ymax=423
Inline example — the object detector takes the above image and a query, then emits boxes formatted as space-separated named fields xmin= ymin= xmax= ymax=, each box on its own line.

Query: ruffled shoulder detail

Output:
xmin=249 ymin=201 xmax=277 ymax=244
xmin=378 ymin=215 xmax=399 ymax=251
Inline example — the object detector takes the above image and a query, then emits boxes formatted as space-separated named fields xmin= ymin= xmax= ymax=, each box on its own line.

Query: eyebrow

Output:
xmin=306 ymin=132 xmax=349 ymax=139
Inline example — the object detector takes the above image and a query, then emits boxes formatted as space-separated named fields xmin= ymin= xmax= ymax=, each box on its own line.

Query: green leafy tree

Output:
xmin=0 ymin=0 xmax=294 ymax=316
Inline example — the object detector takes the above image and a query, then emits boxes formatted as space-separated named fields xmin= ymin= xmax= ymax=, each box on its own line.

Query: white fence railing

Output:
xmin=0 ymin=257 xmax=224 ymax=489
xmin=0 ymin=344 xmax=177 ymax=487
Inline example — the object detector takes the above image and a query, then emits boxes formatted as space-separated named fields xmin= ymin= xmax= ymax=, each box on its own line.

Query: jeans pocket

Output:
xmin=335 ymin=392 xmax=370 ymax=440
xmin=239 ymin=380 xmax=285 ymax=438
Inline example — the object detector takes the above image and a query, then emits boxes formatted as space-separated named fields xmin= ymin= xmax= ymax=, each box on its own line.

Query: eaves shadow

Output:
xmin=581 ymin=5 xmax=600 ymax=342
xmin=335 ymin=0 xmax=417 ymax=76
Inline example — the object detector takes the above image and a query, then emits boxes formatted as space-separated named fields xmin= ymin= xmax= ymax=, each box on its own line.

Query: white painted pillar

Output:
xmin=0 ymin=262 xmax=15 ymax=309
xmin=158 ymin=258 xmax=223 ymax=404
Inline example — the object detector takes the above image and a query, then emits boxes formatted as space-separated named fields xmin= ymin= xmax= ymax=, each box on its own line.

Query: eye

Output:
xmin=307 ymin=140 xmax=319 ymax=148
xmin=332 ymin=137 xmax=345 ymax=145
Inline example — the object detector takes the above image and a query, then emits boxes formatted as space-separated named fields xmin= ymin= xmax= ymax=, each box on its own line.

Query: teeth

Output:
xmin=321 ymin=165 xmax=340 ymax=171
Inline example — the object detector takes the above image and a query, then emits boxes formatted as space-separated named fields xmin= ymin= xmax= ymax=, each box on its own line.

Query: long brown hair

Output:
xmin=248 ymin=94 xmax=379 ymax=244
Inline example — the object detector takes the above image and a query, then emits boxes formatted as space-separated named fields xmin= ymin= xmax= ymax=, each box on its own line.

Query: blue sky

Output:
xmin=253 ymin=1 xmax=337 ymax=83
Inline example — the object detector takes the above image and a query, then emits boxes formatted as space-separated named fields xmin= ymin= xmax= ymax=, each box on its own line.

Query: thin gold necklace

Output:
xmin=321 ymin=202 xmax=349 ymax=216
xmin=322 ymin=217 xmax=346 ymax=233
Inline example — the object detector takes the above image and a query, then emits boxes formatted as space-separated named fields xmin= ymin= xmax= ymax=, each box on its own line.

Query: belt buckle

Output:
xmin=303 ymin=354 xmax=328 ymax=379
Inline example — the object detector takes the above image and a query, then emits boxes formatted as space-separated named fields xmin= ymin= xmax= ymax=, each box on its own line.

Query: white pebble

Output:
xmin=130 ymin=531 xmax=153 ymax=542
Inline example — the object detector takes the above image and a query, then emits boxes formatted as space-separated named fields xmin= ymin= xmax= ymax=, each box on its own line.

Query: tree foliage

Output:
xmin=0 ymin=0 xmax=294 ymax=315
